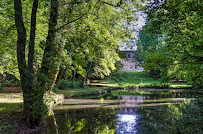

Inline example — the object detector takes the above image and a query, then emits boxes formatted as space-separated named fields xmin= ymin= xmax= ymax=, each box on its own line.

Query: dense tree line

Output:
xmin=136 ymin=0 xmax=203 ymax=88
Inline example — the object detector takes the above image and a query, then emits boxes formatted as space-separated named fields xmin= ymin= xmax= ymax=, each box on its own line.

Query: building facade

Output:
xmin=120 ymin=51 xmax=143 ymax=70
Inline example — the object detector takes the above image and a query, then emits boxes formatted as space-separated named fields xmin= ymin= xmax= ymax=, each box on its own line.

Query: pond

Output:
xmin=41 ymin=90 xmax=202 ymax=134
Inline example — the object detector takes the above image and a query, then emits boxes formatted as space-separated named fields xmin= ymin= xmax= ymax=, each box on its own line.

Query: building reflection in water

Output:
xmin=116 ymin=96 xmax=145 ymax=134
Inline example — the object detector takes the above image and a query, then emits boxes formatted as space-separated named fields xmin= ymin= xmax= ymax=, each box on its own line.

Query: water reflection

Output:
xmin=42 ymin=93 xmax=202 ymax=134
xmin=116 ymin=96 xmax=139 ymax=134
xmin=117 ymin=114 xmax=137 ymax=134
xmin=118 ymin=96 xmax=144 ymax=105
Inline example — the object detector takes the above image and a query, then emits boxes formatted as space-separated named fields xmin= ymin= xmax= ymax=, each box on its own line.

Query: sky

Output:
xmin=119 ymin=11 xmax=147 ymax=51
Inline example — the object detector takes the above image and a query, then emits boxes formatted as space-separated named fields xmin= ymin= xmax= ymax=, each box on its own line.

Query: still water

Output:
xmin=42 ymin=91 xmax=202 ymax=134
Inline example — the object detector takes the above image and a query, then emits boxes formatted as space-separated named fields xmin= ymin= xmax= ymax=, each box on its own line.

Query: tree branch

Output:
xmin=28 ymin=0 xmax=38 ymax=96
xmin=99 ymin=0 xmax=125 ymax=9
xmin=56 ymin=13 xmax=87 ymax=31
xmin=99 ymin=0 xmax=127 ymax=17
xmin=59 ymin=0 xmax=91 ymax=7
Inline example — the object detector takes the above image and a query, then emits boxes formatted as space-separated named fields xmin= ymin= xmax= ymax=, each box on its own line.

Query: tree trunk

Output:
xmin=38 ymin=0 xmax=59 ymax=92
xmin=28 ymin=0 xmax=38 ymax=93
xmin=14 ymin=0 xmax=40 ymax=127
xmin=28 ymin=0 xmax=41 ymax=126
xmin=14 ymin=0 xmax=30 ymax=124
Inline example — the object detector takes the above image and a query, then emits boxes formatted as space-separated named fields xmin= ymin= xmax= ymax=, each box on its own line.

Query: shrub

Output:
xmin=57 ymin=80 xmax=83 ymax=90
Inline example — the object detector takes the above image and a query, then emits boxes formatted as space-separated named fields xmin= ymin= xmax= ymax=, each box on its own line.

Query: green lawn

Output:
xmin=116 ymin=70 xmax=160 ymax=86
xmin=91 ymin=70 xmax=191 ymax=88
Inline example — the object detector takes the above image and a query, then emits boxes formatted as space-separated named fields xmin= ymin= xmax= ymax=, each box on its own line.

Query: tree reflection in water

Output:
xmin=43 ymin=93 xmax=202 ymax=134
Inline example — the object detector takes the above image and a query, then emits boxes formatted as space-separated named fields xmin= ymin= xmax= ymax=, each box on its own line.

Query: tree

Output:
xmin=14 ymin=0 xmax=40 ymax=126
xmin=12 ymin=0 xmax=142 ymax=128
xmin=139 ymin=0 xmax=203 ymax=87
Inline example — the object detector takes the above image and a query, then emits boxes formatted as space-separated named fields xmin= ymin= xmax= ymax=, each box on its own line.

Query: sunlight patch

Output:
xmin=120 ymin=114 xmax=136 ymax=123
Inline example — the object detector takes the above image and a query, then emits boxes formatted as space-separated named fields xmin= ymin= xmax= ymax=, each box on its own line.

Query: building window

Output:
xmin=130 ymin=65 xmax=133 ymax=70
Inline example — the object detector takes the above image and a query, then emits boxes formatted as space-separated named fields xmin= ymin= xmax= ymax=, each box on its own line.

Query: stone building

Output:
xmin=120 ymin=51 xmax=143 ymax=70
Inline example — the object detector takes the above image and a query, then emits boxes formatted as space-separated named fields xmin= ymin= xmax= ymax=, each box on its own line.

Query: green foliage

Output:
xmin=66 ymin=118 xmax=86 ymax=133
xmin=139 ymin=0 xmax=203 ymax=88
xmin=0 ymin=0 xmax=145 ymax=128
xmin=55 ymin=0 xmax=142 ymax=81
xmin=56 ymin=108 xmax=117 ymax=133
xmin=143 ymin=51 xmax=172 ymax=79
xmin=57 ymin=80 xmax=83 ymax=90
xmin=0 ymin=120 xmax=18 ymax=134
xmin=164 ymin=99 xmax=203 ymax=133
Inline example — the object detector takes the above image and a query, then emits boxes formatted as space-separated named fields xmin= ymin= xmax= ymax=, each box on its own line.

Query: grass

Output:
xmin=0 ymin=92 xmax=23 ymax=118
xmin=91 ymin=70 xmax=192 ymax=89
xmin=0 ymin=103 xmax=22 ymax=116
xmin=0 ymin=92 xmax=23 ymax=134
xmin=0 ymin=71 xmax=194 ymax=111
xmin=91 ymin=70 xmax=159 ymax=87
xmin=116 ymin=70 xmax=160 ymax=86
xmin=53 ymin=70 xmax=193 ymax=99
xmin=0 ymin=93 xmax=23 ymax=103
xmin=54 ymin=87 xmax=108 ymax=98
xmin=0 ymin=91 xmax=63 ymax=116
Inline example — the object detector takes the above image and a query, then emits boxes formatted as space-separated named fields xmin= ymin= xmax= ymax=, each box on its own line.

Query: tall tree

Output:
xmin=14 ymin=0 xmax=39 ymax=126
xmin=12 ymin=0 xmax=143 ymax=128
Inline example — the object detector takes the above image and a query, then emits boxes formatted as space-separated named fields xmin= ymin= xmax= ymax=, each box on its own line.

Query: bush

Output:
xmin=57 ymin=80 xmax=83 ymax=90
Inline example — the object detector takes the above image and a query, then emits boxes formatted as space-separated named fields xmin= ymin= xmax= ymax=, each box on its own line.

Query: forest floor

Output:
xmin=0 ymin=86 xmax=62 ymax=134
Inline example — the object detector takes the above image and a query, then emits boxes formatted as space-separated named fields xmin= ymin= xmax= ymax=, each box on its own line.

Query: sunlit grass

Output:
xmin=170 ymin=85 xmax=192 ymax=88
xmin=118 ymin=70 xmax=160 ymax=85
xmin=0 ymin=93 xmax=23 ymax=116
xmin=93 ymin=70 xmax=191 ymax=89
xmin=0 ymin=103 xmax=23 ymax=116
xmin=0 ymin=93 xmax=23 ymax=103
